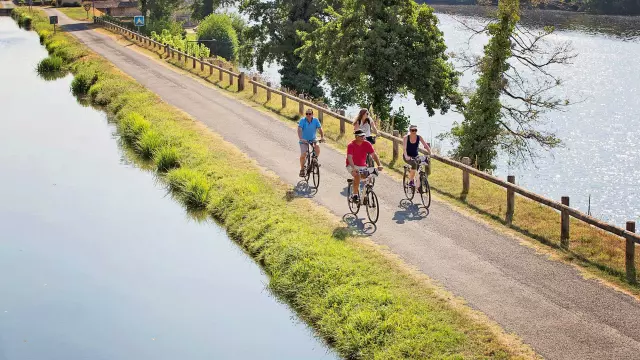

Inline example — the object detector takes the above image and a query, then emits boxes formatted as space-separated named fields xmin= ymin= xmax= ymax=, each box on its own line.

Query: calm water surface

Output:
xmin=0 ymin=18 xmax=336 ymax=360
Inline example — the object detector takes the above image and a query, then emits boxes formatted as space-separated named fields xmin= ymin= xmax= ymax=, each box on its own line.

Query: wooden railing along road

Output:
xmin=96 ymin=17 xmax=640 ymax=283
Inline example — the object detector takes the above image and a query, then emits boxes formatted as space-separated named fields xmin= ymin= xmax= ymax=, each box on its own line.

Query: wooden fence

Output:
xmin=96 ymin=18 xmax=639 ymax=283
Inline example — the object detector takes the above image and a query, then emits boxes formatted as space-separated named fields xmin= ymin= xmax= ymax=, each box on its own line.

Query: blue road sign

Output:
xmin=133 ymin=16 xmax=145 ymax=27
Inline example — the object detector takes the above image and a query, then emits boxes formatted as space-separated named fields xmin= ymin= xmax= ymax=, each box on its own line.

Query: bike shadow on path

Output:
xmin=392 ymin=199 xmax=429 ymax=224
xmin=340 ymin=213 xmax=377 ymax=236
xmin=285 ymin=181 xmax=318 ymax=201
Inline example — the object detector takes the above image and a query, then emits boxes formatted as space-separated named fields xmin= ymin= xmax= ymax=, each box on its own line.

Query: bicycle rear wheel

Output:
xmin=311 ymin=160 xmax=320 ymax=188
xmin=403 ymin=167 xmax=415 ymax=201
xmin=365 ymin=189 xmax=380 ymax=224
xmin=419 ymin=174 xmax=431 ymax=209
xmin=347 ymin=180 xmax=360 ymax=214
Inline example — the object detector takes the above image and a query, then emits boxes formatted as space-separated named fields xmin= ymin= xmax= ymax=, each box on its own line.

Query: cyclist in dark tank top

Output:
xmin=403 ymin=125 xmax=431 ymax=187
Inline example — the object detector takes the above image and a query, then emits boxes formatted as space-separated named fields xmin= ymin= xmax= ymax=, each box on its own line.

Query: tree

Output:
xmin=297 ymin=0 xmax=459 ymax=130
xmin=240 ymin=0 xmax=333 ymax=99
xmin=147 ymin=0 xmax=182 ymax=22
xmin=191 ymin=0 xmax=235 ymax=21
xmin=442 ymin=0 xmax=575 ymax=170
xmin=197 ymin=13 xmax=239 ymax=61
xmin=227 ymin=12 xmax=254 ymax=67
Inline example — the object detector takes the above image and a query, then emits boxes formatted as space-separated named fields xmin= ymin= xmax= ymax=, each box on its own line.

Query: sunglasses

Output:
xmin=410 ymin=129 xmax=417 ymax=132
xmin=306 ymin=113 xmax=313 ymax=115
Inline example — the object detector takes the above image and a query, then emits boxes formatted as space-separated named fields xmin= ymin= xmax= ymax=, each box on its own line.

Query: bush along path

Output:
xmin=12 ymin=8 xmax=540 ymax=360
xmin=32 ymin=8 xmax=640 ymax=360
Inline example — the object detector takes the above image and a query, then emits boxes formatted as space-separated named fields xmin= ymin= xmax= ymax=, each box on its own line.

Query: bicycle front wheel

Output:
xmin=403 ymin=167 xmax=415 ymax=201
xmin=366 ymin=189 xmax=380 ymax=224
xmin=311 ymin=160 xmax=320 ymax=188
xmin=419 ymin=174 xmax=431 ymax=209
xmin=304 ymin=153 xmax=312 ymax=182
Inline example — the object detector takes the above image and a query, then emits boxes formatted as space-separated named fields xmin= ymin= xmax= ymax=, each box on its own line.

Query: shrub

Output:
xmin=39 ymin=30 xmax=51 ymax=44
xmin=155 ymin=146 xmax=180 ymax=172
xmin=21 ymin=15 xmax=32 ymax=28
xmin=36 ymin=55 xmax=63 ymax=73
xmin=166 ymin=168 xmax=211 ymax=210
xmin=118 ymin=112 xmax=151 ymax=144
xmin=71 ymin=69 xmax=99 ymax=96
xmin=196 ymin=13 xmax=238 ymax=62
xmin=136 ymin=130 xmax=164 ymax=159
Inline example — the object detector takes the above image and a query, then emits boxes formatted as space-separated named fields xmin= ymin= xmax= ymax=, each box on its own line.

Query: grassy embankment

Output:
xmin=102 ymin=20 xmax=640 ymax=292
xmin=14 ymin=7 xmax=538 ymax=359
xmin=56 ymin=6 xmax=102 ymax=21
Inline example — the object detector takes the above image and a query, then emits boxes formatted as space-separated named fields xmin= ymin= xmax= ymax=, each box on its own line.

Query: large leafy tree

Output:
xmin=240 ymin=0 xmax=334 ymax=99
xmin=146 ymin=0 xmax=183 ymax=22
xmin=297 ymin=0 xmax=459 ymax=128
xmin=191 ymin=0 xmax=235 ymax=21
xmin=443 ymin=0 xmax=574 ymax=170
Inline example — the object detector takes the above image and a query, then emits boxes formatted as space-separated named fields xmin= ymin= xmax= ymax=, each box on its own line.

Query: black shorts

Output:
xmin=366 ymin=136 xmax=376 ymax=144
xmin=404 ymin=157 xmax=419 ymax=170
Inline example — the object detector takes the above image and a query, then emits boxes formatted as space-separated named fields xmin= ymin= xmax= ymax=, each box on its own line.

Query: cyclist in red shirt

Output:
xmin=346 ymin=129 xmax=383 ymax=202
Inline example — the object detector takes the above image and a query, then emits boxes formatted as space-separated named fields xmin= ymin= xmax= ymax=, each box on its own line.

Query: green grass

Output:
xmin=57 ymin=6 xmax=96 ymax=21
xmin=36 ymin=55 xmax=63 ymax=73
xmin=15 ymin=8 xmax=539 ymax=359
xmin=136 ymin=130 xmax=164 ymax=159
xmin=101 ymin=18 xmax=640 ymax=292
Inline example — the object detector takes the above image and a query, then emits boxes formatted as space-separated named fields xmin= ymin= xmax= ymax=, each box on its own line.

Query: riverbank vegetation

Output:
xmin=14 ymin=7 xmax=539 ymax=359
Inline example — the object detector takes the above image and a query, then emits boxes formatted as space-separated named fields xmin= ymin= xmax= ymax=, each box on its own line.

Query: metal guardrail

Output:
xmin=96 ymin=17 xmax=639 ymax=283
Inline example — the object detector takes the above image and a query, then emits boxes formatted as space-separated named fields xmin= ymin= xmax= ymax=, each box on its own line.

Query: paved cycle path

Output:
xmin=47 ymin=9 xmax=640 ymax=359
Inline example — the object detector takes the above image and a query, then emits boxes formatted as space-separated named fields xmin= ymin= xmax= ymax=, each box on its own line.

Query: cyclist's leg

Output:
xmin=314 ymin=143 xmax=321 ymax=158
xmin=410 ymin=160 xmax=419 ymax=182
xmin=299 ymin=144 xmax=307 ymax=175
xmin=347 ymin=166 xmax=360 ymax=198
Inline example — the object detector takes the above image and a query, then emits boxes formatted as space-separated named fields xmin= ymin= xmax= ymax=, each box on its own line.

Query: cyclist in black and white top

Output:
xmin=403 ymin=125 xmax=431 ymax=188
xmin=353 ymin=109 xmax=378 ymax=144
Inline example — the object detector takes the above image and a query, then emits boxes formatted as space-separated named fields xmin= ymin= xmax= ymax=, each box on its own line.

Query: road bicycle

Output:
xmin=403 ymin=155 xmax=431 ymax=209
xmin=346 ymin=167 xmax=380 ymax=224
xmin=303 ymin=140 xmax=322 ymax=188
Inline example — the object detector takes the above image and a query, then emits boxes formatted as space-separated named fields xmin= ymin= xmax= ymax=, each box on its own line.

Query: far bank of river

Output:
xmin=0 ymin=17 xmax=336 ymax=360
xmin=247 ymin=6 xmax=639 ymax=227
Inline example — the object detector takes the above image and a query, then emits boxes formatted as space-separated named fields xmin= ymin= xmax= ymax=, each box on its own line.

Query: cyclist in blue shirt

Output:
xmin=298 ymin=108 xmax=325 ymax=177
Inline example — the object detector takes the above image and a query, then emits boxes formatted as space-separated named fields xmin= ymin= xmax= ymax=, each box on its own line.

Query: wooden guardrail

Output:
xmin=95 ymin=17 xmax=245 ymax=91
xmin=96 ymin=17 xmax=639 ymax=283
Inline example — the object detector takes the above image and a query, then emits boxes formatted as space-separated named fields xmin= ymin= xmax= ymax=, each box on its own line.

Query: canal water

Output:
xmin=242 ymin=7 xmax=640 ymax=226
xmin=0 ymin=18 xmax=336 ymax=360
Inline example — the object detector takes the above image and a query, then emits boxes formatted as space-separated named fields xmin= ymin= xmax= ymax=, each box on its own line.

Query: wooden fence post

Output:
xmin=164 ymin=44 xmax=169 ymax=58
xmin=209 ymin=64 xmax=213 ymax=76
xmin=192 ymin=57 xmax=196 ymax=69
xmin=238 ymin=72 xmax=245 ymax=92
xmin=506 ymin=175 xmax=515 ymax=225
xmin=561 ymin=196 xmax=570 ymax=249
xmin=318 ymin=109 xmax=324 ymax=124
xmin=461 ymin=157 xmax=471 ymax=200
xmin=229 ymin=69 xmax=234 ymax=86
xmin=339 ymin=110 xmax=346 ymax=135
xmin=626 ymin=221 xmax=637 ymax=284
xmin=392 ymin=130 xmax=400 ymax=162
xmin=252 ymin=77 xmax=257 ymax=95
xmin=178 ymin=52 xmax=181 ymax=61
xmin=281 ymin=93 xmax=287 ymax=109
xmin=266 ymin=82 xmax=272 ymax=101
xmin=200 ymin=57 xmax=204 ymax=71
xmin=219 ymin=68 xmax=223 ymax=82
xmin=298 ymin=102 xmax=304 ymax=117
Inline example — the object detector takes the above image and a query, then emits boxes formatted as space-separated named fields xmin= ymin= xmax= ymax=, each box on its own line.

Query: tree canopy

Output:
xmin=197 ymin=13 xmax=239 ymax=61
xmin=240 ymin=0 xmax=335 ymax=99
xmin=297 ymin=0 xmax=459 ymax=128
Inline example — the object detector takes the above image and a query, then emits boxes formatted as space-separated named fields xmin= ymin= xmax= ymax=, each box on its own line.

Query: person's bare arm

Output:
xmin=420 ymin=137 xmax=431 ymax=154
xmin=319 ymin=128 xmax=325 ymax=141
xmin=372 ymin=152 xmax=382 ymax=169
xmin=347 ymin=154 xmax=356 ymax=167
xmin=298 ymin=126 xmax=306 ymax=143
xmin=403 ymin=136 xmax=409 ymax=160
